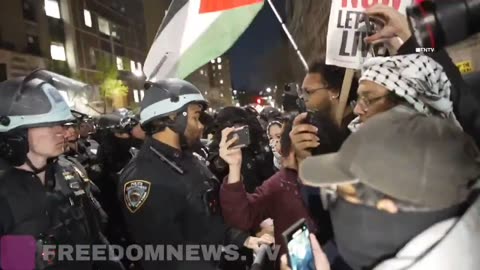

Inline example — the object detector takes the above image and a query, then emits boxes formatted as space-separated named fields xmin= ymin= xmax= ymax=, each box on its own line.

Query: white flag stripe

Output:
xmin=180 ymin=0 xmax=222 ymax=54
xmin=143 ymin=2 xmax=190 ymax=80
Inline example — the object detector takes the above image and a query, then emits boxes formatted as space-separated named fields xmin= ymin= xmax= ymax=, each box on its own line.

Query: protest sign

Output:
xmin=326 ymin=0 xmax=412 ymax=69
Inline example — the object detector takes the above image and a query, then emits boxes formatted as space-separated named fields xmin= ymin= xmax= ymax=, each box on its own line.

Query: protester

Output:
xmin=219 ymin=117 xmax=317 ymax=257
xmin=290 ymin=61 xmax=357 ymax=162
xmin=267 ymin=120 xmax=283 ymax=171
xmin=299 ymin=61 xmax=357 ymax=120
xmin=209 ymin=106 xmax=274 ymax=193
xmin=299 ymin=109 xmax=480 ymax=270
xmin=261 ymin=107 xmax=283 ymax=127
xmin=364 ymin=4 xmax=480 ymax=145
xmin=348 ymin=54 xmax=458 ymax=132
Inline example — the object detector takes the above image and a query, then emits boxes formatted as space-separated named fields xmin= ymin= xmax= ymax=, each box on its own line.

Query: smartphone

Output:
xmin=362 ymin=14 xmax=377 ymax=57
xmin=227 ymin=126 xmax=250 ymax=148
xmin=296 ymin=98 xmax=307 ymax=113
xmin=296 ymin=98 xmax=315 ymax=126
xmin=283 ymin=219 xmax=316 ymax=270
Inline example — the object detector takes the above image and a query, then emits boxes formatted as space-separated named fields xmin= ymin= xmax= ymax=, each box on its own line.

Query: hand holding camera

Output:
xmin=362 ymin=4 xmax=412 ymax=54
xmin=289 ymin=113 xmax=320 ymax=163
xmin=219 ymin=125 xmax=250 ymax=167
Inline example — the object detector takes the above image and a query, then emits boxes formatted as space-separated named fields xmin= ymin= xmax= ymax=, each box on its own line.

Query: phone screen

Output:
xmin=283 ymin=219 xmax=316 ymax=270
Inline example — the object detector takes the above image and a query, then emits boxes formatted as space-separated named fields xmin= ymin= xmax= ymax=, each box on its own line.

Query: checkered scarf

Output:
xmin=349 ymin=54 xmax=461 ymax=132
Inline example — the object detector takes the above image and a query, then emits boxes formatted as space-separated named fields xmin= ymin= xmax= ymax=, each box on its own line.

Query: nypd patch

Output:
xmin=124 ymin=180 xmax=151 ymax=213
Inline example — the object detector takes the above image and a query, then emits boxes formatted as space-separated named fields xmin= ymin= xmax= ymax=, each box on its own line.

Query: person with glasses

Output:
xmin=291 ymin=61 xmax=358 ymax=163
xmin=348 ymin=54 xmax=460 ymax=132
xmin=364 ymin=4 xmax=480 ymax=147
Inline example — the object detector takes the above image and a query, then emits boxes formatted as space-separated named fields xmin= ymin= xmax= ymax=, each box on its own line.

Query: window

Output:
xmin=26 ymin=35 xmax=41 ymax=56
xmin=220 ymin=79 xmax=224 ymax=85
xmin=116 ymin=56 xmax=123 ymax=70
xmin=130 ymin=60 xmax=136 ymax=72
xmin=133 ymin=89 xmax=140 ymax=103
xmin=45 ymin=0 xmax=61 ymax=19
xmin=89 ymin=48 xmax=96 ymax=67
xmin=50 ymin=42 xmax=66 ymax=61
xmin=111 ymin=24 xmax=120 ymax=39
xmin=218 ymin=64 xmax=222 ymax=70
xmin=220 ymin=93 xmax=224 ymax=97
xmin=23 ymin=0 xmax=36 ymax=21
xmin=200 ymin=70 xmax=204 ymax=75
xmin=98 ymin=17 xmax=110 ymax=35
xmin=140 ymin=90 xmax=145 ymax=100
xmin=130 ymin=61 xmax=143 ymax=77
xmin=217 ymin=57 xmax=222 ymax=63
xmin=84 ymin=9 xmax=92 ymax=27
xmin=210 ymin=60 xmax=215 ymax=64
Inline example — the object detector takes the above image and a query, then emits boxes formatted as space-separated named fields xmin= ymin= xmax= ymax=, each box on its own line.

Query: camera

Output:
xmin=407 ymin=0 xmax=480 ymax=49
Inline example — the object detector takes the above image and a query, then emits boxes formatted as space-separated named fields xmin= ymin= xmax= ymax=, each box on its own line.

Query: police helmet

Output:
xmin=140 ymin=79 xmax=208 ymax=134
xmin=98 ymin=108 xmax=138 ymax=133
xmin=0 ymin=70 xmax=74 ymax=166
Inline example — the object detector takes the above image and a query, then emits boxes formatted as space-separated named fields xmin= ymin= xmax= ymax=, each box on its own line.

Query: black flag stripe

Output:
xmin=154 ymin=0 xmax=190 ymax=41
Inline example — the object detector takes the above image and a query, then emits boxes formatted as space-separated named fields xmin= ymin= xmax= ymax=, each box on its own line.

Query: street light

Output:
xmin=266 ymin=87 xmax=272 ymax=93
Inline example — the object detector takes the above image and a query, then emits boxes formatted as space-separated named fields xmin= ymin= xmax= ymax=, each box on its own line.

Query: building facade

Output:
xmin=0 ymin=0 xmax=148 ymax=113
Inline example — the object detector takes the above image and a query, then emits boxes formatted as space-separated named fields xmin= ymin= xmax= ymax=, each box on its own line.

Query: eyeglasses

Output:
xmin=350 ymin=94 xmax=389 ymax=111
xmin=298 ymin=86 xmax=330 ymax=98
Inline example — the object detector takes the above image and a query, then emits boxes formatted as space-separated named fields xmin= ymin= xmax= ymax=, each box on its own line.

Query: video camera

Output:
xmin=407 ymin=0 xmax=480 ymax=49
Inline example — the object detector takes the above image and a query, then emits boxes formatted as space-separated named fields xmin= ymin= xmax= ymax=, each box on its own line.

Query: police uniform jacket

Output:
xmin=118 ymin=137 xmax=249 ymax=270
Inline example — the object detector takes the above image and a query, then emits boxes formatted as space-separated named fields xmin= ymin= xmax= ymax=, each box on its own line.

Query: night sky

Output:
xmin=227 ymin=0 xmax=286 ymax=93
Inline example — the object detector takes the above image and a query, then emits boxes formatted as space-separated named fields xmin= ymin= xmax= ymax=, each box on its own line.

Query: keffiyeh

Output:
xmin=349 ymin=54 xmax=461 ymax=132
xmin=360 ymin=54 xmax=456 ymax=120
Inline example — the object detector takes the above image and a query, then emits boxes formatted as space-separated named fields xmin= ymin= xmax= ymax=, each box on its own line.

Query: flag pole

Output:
xmin=266 ymin=0 xmax=308 ymax=71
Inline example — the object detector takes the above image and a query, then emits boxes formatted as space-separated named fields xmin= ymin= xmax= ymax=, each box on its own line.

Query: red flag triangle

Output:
xmin=199 ymin=0 xmax=263 ymax=14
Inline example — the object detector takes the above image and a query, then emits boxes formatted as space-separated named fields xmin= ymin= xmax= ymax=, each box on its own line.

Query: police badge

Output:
xmin=124 ymin=180 xmax=151 ymax=213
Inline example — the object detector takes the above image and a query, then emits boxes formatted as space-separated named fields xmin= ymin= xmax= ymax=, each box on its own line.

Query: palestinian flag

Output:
xmin=143 ymin=0 xmax=264 ymax=81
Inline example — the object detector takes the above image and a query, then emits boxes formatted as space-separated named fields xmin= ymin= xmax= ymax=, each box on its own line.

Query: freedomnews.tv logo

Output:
xmin=1 ymin=235 xmax=281 ymax=268
xmin=416 ymin=47 xmax=435 ymax=53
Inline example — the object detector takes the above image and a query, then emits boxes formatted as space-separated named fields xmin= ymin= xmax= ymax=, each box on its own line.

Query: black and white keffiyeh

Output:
xmin=348 ymin=54 xmax=460 ymax=132
xmin=360 ymin=54 xmax=455 ymax=118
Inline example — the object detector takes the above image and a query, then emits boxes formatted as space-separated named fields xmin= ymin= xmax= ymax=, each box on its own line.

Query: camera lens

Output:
xmin=407 ymin=0 xmax=480 ymax=49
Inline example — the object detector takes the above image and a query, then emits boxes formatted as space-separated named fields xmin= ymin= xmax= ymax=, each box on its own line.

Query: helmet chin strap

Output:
xmin=25 ymin=156 xmax=48 ymax=174
xmin=168 ymin=110 xmax=190 ymax=150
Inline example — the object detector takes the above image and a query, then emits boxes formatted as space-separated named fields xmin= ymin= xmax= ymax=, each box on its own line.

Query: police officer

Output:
xmin=97 ymin=108 xmax=143 ymax=175
xmin=119 ymin=79 xmax=272 ymax=270
xmin=64 ymin=111 xmax=100 ymax=179
xmin=0 ymin=71 xmax=112 ymax=269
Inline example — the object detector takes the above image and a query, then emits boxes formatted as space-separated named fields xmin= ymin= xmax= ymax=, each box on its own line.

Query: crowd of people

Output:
xmin=0 ymin=4 xmax=479 ymax=270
